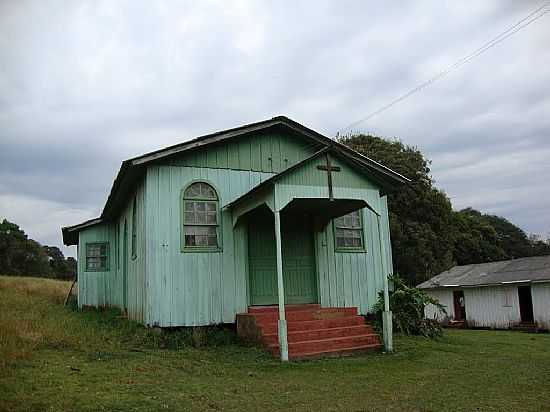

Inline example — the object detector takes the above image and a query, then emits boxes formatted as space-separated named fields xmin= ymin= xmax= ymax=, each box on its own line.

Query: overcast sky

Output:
xmin=1 ymin=1 xmax=549 ymax=258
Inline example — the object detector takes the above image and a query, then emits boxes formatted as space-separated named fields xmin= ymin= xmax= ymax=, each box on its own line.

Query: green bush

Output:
xmin=373 ymin=275 xmax=446 ymax=338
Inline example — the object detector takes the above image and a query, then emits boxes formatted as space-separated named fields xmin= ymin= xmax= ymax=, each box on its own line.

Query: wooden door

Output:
xmin=281 ymin=213 xmax=317 ymax=304
xmin=248 ymin=208 xmax=317 ymax=305
xmin=453 ymin=290 xmax=466 ymax=321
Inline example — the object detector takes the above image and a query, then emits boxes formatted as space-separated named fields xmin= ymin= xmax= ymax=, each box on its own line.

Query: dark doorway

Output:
xmin=453 ymin=290 xmax=466 ymax=321
xmin=518 ymin=286 xmax=534 ymax=322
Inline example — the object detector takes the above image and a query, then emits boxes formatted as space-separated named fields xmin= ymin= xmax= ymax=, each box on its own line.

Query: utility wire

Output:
xmin=337 ymin=1 xmax=550 ymax=135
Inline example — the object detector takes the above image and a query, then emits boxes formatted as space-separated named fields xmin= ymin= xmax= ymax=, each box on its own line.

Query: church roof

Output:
xmin=63 ymin=116 xmax=409 ymax=245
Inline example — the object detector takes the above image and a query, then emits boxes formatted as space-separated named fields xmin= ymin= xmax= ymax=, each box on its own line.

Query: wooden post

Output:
xmin=377 ymin=214 xmax=393 ymax=352
xmin=274 ymin=210 xmax=289 ymax=361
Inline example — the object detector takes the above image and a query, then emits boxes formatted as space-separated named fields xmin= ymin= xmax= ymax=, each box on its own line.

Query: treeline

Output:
xmin=340 ymin=134 xmax=550 ymax=285
xmin=0 ymin=219 xmax=76 ymax=280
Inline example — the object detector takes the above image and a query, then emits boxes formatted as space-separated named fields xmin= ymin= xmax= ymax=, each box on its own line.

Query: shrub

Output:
xmin=373 ymin=275 xmax=446 ymax=338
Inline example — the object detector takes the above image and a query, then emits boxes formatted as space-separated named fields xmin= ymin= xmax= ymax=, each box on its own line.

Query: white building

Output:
xmin=418 ymin=255 xmax=550 ymax=331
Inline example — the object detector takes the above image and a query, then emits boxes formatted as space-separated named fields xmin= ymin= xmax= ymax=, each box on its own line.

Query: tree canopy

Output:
xmin=0 ymin=219 xmax=76 ymax=279
xmin=340 ymin=134 xmax=550 ymax=285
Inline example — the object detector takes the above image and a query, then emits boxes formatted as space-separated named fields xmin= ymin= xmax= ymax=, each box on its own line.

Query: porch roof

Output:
xmin=226 ymin=146 xmax=383 ymax=226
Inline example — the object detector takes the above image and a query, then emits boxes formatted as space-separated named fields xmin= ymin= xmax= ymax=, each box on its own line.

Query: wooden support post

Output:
xmin=274 ymin=210 xmax=289 ymax=362
xmin=377 ymin=214 xmax=393 ymax=352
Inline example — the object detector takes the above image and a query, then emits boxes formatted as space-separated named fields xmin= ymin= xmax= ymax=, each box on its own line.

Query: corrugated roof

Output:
xmin=417 ymin=255 xmax=550 ymax=289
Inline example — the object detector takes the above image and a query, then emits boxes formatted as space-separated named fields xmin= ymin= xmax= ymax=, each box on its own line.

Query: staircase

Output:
xmin=511 ymin=321 xmax=539 ymax=333
xmin=236 ymin=304 xmax=382 ymax=360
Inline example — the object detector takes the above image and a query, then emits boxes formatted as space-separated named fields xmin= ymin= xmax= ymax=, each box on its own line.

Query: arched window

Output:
xmin=182 ymin=182 xmax=220 ymax=250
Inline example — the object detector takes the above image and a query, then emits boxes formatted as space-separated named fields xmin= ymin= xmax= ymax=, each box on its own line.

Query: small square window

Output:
xmin=86 ymin=242 xmax=109 ymax=271
xmin=334 ymin=210 xmax=364 ymax=251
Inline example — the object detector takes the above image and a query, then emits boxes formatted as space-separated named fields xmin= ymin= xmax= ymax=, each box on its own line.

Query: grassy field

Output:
xmin=1 ymin=276 xmax=550 ymax=412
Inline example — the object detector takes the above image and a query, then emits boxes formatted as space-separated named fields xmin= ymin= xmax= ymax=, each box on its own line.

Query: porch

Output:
xmin=226 ymin=147 xmax=394 ymax=360
xmin=236 ymin=304 xmax=381 ymax=360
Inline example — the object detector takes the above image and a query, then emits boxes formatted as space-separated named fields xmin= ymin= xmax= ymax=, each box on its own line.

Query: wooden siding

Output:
xmin=425 ymin=284 xmax=550 ymax=330
xmin=424 ymin=289 xmax=454 ymax=321
xmin=532 ymin=283 xmax=550 ymax=330
xmin=77 ymin=224 xmax=117 ymax=308
xmin=145 ymin=165 xmax=275 ymax=326
xmin=167 ymin=131 xmax=321 ymax=173
xmin=463 ymin=286 xmax=521 ymax=328
xmin=77 ymin=178 xmax=147 ymax=322
xmin=145 ymin=151 xmax=394 ymax=326
xmin=315 ymin=197 xmax=392 ymax=314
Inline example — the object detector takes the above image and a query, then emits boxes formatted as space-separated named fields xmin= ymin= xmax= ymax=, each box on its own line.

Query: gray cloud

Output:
xmin=1 ymin=0 xmax=549 ymax=257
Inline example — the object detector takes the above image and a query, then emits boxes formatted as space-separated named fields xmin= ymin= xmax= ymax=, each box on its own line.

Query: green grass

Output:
xmin=1 ymin=276 xmax=550 ymax=411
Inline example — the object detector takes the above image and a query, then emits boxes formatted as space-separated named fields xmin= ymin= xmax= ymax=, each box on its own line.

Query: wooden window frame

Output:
xmin=85 ymin=242 xmax=109 ymax=272
xmin=181 ymin=181 xmax=222 ymax=253
xmin=333 ymin=209 xmax=366 ymax=252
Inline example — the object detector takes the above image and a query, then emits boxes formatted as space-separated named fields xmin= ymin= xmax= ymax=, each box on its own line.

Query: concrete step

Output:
xmin=262 ymin=324 xmax=375 ymax=345
xmin=259 ymin=315 xmax=367 ymax=334
xmin=248 ymin=304 xmax=321 ymax=314
xmin=268 ymin=333 xmax=380 ymax=356
xmin=251 ymin=307 xmax=358 ymax=324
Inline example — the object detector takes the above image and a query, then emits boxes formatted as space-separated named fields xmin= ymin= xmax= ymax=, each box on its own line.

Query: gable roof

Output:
xmin=226 ymin=145 xmax=384 ymax=215
xmin=417 ymin=255 xmax=550 ymax=289
xmin=62 ymin=116 xmax=409 ymax=245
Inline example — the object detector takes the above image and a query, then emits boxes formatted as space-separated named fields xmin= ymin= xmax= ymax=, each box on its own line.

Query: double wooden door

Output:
xmin=248 ymin=208 xmax=317 ymax=305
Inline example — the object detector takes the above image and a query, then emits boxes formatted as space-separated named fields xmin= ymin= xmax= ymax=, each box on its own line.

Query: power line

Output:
xmin=337 ymin=1 xmax=550 ymax=135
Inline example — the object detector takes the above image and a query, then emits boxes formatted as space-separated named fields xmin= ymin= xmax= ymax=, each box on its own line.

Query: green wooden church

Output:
xmin=62 ymin=116 xmax=408 ymax=360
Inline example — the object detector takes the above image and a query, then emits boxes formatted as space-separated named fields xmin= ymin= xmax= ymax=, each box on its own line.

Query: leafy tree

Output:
xmin=0 ymin=218 xmax=76 ymax=278
xmin=340 ymin=134 xmax=454 ymax=284
xmin=340 ymin=134 xmax=550 ymax=284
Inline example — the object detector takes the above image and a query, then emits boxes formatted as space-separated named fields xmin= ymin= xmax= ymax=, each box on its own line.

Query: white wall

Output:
xmin=532 ymin=282 xmax=550 ymax=330
xmin=463 ymin=286 xmax=520 ymax=328
xmin=425 ymin=283 xmax=550 ymax=330
xmin=425 ymin=289 xmax=453 ymax=322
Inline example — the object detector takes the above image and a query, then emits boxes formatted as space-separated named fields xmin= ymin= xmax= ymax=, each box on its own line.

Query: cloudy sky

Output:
xmin=1 ymin=1 xmax=549 ymax=257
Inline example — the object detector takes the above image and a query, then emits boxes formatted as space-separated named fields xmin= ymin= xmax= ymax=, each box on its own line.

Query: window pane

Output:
xmin=196 ymin=202 xmax=206 ymax=211
xmin=196 ymin=211 xmax=206 ymax=224
xmin=206 ymin=212 xmax=217 ymax=224
xmin=185 ymin=201 xmax=195 ymax=211
xmin=184 ymin=212 xmax=195 ymax=224
xmin=88 ymin=246 xmax=100 ymax=257
xmin=206 ymin=202 xmax=216 ymax=211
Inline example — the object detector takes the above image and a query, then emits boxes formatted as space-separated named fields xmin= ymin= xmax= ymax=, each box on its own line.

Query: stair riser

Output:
xmin=262 ymin=326 xmax=375 ymax=345
xmin=259 ymin=316 xmax=366 ymax=334
xmin=270 ymin=335 xmax=381 ymax=354
xmin=248 ymin=304 xmax=321 ymax=314
xmin=274 ymin=345 xmax=383 ymax=360
xmin=250 ymin=308 xmax=358 ymax=323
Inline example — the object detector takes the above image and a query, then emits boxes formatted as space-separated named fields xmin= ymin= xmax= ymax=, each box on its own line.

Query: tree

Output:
xmin=339 ymin=135 xmax=454 ymax=285
xmin=0 ymin=218 xmax=76 ymax=278
xmin=340 ymin=134 xmax=550 ymax=284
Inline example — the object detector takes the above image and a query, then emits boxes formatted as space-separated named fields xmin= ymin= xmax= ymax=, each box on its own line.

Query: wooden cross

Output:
xmin=316 ymin=153 xmax=341 ymax=200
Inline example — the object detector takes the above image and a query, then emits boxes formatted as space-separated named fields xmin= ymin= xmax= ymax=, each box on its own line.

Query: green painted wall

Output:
xmin=167 ymin=130 xmax=321 ymax=173
xmin=77 ymin=131 xmax=395 ymax=327
xmin=77 ymin=178 xmax=147 ymax=322
xmin=145 ymin=165 xmax=275 ymax=326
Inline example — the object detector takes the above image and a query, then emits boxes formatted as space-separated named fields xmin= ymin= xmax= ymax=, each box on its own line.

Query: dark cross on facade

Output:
xmin=316 ymin=153 xmax=341 ymax=200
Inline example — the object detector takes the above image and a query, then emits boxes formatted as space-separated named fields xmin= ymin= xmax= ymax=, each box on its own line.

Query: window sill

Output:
xmin=335 ymin=248 xmax=367 ymax=253
xmin=181 ymin=247 xmax=223 ymax=253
